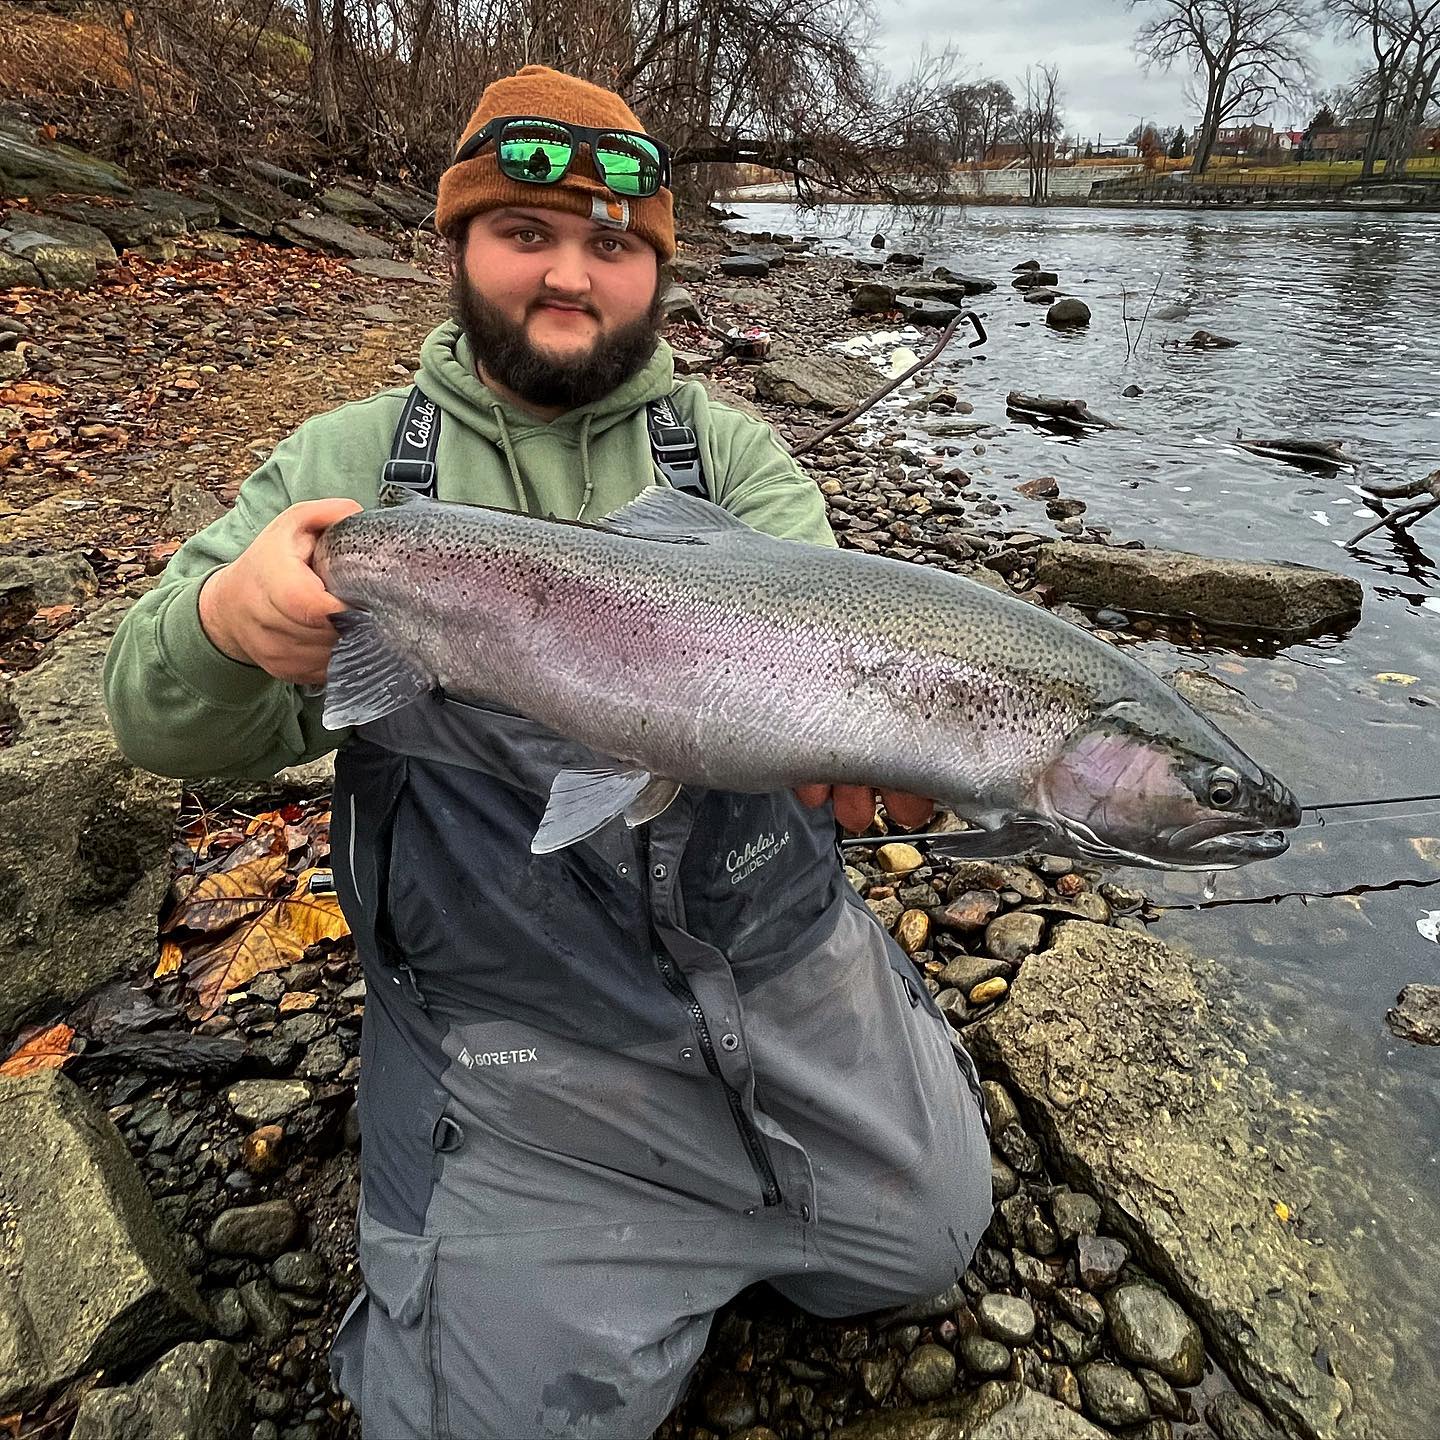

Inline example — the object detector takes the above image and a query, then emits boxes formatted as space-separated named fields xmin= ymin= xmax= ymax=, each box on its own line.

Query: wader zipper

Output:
xmin=652 ymin=947 xmax=782 ymax=1206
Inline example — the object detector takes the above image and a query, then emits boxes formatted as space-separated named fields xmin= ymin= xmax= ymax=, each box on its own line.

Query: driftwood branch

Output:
xmin=791 ymin=311 xmax=982 ymax=457
xmin=1346 ymin=469 xmax=1440 ymax=548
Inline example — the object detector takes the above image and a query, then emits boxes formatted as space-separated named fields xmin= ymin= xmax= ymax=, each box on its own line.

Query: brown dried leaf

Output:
xmin=164 ymin=853 xmax=289 ymax=934
xmin=0 ymin=1022 xmax=75 ymax=1077
xmin=186 ymin=868 xmax=349 ymax=1015
xmin=155 ymin=938 xmax=184 ymax=978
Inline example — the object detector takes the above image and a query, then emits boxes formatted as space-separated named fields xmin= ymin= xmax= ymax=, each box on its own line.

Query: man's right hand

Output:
xmin=198 ymin=499 xmax=362 ymax=685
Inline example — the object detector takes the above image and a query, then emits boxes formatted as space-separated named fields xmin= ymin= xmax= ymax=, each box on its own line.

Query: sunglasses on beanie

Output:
xmin=453 ymin=115 xmax=671 ymax=198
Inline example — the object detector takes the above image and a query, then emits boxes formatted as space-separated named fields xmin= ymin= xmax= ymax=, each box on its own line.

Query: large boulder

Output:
xmin=368 ymin=181 xmax=436 ymax=228
xmin=0 ymin=1070 xmax=206 ymax=1413
xmin=276 ymin=213 xmax=390 ymax=259
xmin=752 ymin=352 xmax=879 ymax=412
xmin=70 ymin=1341 xmax=249 ymax=1440
xmin=46 ymin=201 xmax=174 ymax=249
xmin=1046 ymin=297 xmax=1091 ymax=329
xmin=195 ymin=181 xmax=298 ymax=238
xmin=970 ymin=922 xmax=1404 ymax=1440
xmin=2 ymin=213 xmax=115 ymax=289
xmin=833 ymin=1380 xmax=1109 ymax=1438
xmin=136 ymin=189 xmax=220 ymax=232
xmin=318 ymin=183 xmax=393 ymax=229
xmin=0 ymin=121 xmax=132 ymax=198
xmin=851 ymin=281 xmax=897 ymax=315
xmin=0 ymin=598 xmax=180 ymax=1035
xmin=1033 ymin=542 xmax=1363 ymax=637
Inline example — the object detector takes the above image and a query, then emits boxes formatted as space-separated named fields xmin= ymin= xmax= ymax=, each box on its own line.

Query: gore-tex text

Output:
xmin=459 ymin=1047 xmax=538 ymax=1068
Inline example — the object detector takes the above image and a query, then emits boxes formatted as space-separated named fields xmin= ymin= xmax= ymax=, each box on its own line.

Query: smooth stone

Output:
xmin=1047 ymin=297 xmax=1092 ymax=328
xmin=877 ymin=842 xmax=924 ymax=874
xmin=1078 ymin=1361 xmax=1151 ymax=1426
xmin=900 ymin=1342 xmax=957 ymax=1399
xmin=206 ymin=1200 xmax=299 ymax=1259
xmin=959 ymin=1335 xmax=1011 ymax=1375
xmin=226 ymin=1079 xmax=314 ymax=1126
xmin=978 ymin=1293 xmax=1036 ymax=1346
xmin=701 ymin=1372 xmax=757 ymax=1432
xmin=1052 ymin=1190 xmax=1102 ymax=1243
xmin=970 ymin=976 xmax=1009 ymax=1006
xmin=270 ymin=1251 xmax=327 ymax=1296
xmin=980 ymin=1082 xmax=1021 ymax=1135
xmin=1206 ymin=1391 xmax=1286 ymax=1440
xmin=985 ymin=911 xmax=1046 ymax=963
xmin=1077 ymin=1234 xmax=1129 ymax=1290
xmin=934 ymin=892 xmax=1003 ymax=936
xmin=1104 ymin=1283 xmax=1206 ymax=1385
xmin=990 ymin=1152 xmax=1020 ymax=1201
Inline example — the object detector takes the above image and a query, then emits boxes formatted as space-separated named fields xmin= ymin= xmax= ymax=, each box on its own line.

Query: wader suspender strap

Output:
xmin=382 ymin=386 xmax=442 ymax=498
xmin=383 ymin=385 xmax=707 ymax=500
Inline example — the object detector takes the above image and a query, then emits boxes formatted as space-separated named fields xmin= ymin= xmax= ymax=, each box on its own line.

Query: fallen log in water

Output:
xmin=1005 ymin=391 xmax=1120 ymax=431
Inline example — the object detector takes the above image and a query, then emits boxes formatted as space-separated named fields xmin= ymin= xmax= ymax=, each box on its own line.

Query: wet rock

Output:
xmin=938 ymin=954 xmax=1008 ymax=994
xmin=238 ymin=1278 xmax=291 ymax=1345
xmin=1051 ymin=1191 xmax=1101 ymax=1243
xmin=895 ymin=908 xmax=931 ymax=954
xmin=206 ymin=1199 xmax=300 ymax=1259
xmin=719 ymin=255 xmax=770 ymax=278
xmin=227 ymin=1079 xmax=314 ymax=1126
xmin=990 ymin=1152 xmax=1019 ymax=1201
xmin=934 ymin=893 xmax=1003 ymax=936
xmin=69 ymin=1340 xmax=249 ymax=1440
xmin=1012 ymin=270 xmax=1059 ymax=289
xmin=0 ymin=1070 xmax=205 ymax=1412
xmin=1206 ymin=1392 xmax=1286 ymax=1440
xmin=851 ymin=281 xmax=896 ymax=315
xmin=702 ymin=1371 xmax=757 ymax=1431
xmin=752 ymin=352 xmax=879 ymax=413
xmin=269 ymin=1251 xmax=327 ymax=1296
xmin=980 ymin=1081 xmax=1021 ymax=1135
xmin=1386 ymin=984 xmax=1440 ymax=1045
xmin=1138 ymin=1368 xmax=1182 ymax=1419
xmin=1078 ymin=1362 xmax=1150 ymax=1426
xmin=900 ymin=1342 xmax=956 ymax=1399
xmin=896 ymin=296 xmax=962 ymax=327
xmin=1186 ymin=329 xmax=1239 ymax=349
xmin=1046 ymin=298 xmax=1091 ymax=329
xmin=1104 ymin=1283 xmax=1205 ymax=1385
xmin=276 ymin=214 xmax=389 ymax=259
xmin=1054 ymin=1287 xmax=1105 ymax=1336
xmin=877 ymin=842 xmax=924 ymax=874
xmin=959 ymin=1335 xmax=1011 ymax=1376
xmin=886 ymin=1282 xmax=967 ymax=1324
xmin=971 ymin=920 xmax=1373 ymax=1439
xmin=885 ymin=251 xmax=924 ymax=269
xmin=969 ymin=977 xmax=1008 ymax=1006
xmin=1034 ymin=542 xmax=1363 ymax=638
xmin=859 ymin=1351 xmax=900 ymax=1401
xmin=985 ymin=912 xmax=1046 ymax=963
xmin=1076 ymin=1234 xmax=1128 ymax=1290
xmin=209 ymin=1288 xmax=248 ymax=1339
xmin=977 ymin=1294 xmax=1035 ymax=1346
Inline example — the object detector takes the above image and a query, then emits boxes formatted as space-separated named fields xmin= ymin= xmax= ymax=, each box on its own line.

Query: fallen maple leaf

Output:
xmin=0 ymin=1022 xmax=76 ymax=1077
xmin=185 ymin=867 xmax=350 ymax=1015
xmin=34 ymin=604 xmax=75 ymax=625
xmin=164 ymin=852 xmax=290 ymax=934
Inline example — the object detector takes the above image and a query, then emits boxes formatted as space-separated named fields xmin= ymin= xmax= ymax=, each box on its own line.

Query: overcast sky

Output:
xmin=872 ymin=0 xmax=1365 ymax=142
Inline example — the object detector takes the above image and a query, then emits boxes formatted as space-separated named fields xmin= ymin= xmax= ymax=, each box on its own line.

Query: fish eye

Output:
xmin=1207 ymin=767 xmax=1241 ymax=809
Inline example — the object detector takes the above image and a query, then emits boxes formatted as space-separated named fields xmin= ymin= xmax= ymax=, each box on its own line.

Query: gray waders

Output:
xmin=327 ymin=390 xmax=993 ymax=1438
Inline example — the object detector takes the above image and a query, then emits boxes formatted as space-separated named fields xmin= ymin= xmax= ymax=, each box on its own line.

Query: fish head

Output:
xmin=1036 ymin=698 xmax=1301 ymax=871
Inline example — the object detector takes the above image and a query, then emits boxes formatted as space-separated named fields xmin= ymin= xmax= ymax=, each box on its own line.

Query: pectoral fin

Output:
xmin=533 ymin=767 xmax=680 ymax=854
xmin=322 ymin=609 xmax=431 ymax=729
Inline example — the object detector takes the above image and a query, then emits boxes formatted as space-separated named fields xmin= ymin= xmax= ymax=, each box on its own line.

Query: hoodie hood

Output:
xmin=415 ymin=320 xmax=677 ymax=521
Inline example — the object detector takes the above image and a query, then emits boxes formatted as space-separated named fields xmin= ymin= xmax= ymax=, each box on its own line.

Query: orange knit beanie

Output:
xmin=436 ymin=66 xmax=675 ymax=260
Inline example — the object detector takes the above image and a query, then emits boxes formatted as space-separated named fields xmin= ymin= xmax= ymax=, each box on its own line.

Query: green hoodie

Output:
xmin=103 ymin=320 xmax=837 ymax=780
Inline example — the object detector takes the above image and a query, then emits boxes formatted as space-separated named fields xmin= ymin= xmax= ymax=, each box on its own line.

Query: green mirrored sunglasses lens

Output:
xmin=497 ymin=123 xmax=573 ymax=183
xmin=594 ymin=133 xmax=663 ymax=196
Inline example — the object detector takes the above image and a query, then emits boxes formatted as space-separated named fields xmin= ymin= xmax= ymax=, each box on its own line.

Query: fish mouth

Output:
xmin=1048 ymin=813 xmax=1290 ymax=872
xmin=1188 ymin=828 xmax=1290 ymax=862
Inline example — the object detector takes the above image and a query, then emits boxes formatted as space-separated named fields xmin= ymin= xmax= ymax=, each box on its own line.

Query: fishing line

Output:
xmin=1153 ymin=872 xmax=1440 ymax=913
xmin=1295 ymin=805 xmax=1440 ymax=832
xmin=1304 ymin=792 xmax=1440 ymax=812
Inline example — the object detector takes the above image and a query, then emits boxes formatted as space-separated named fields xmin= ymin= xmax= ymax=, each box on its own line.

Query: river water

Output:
xmin=733 ymin=202 xmax=1439 ymax=1428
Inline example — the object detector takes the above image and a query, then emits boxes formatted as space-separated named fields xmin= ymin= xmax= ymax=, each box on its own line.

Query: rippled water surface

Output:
xmin=735 ymin=202 xmax=1440 ymax=1425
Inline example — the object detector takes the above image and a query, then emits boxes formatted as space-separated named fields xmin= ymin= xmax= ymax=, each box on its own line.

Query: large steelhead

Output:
xmin=314 ymin=485 xmax=1300 ymax=868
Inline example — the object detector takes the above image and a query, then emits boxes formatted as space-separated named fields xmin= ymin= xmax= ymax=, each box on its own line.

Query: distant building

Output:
xmin=1211 ymin=124 xmax=1273 ymax=157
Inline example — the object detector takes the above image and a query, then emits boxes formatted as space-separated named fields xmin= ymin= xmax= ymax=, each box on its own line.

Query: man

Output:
xmin=104 ymin=65 xmax=991 ymax=1440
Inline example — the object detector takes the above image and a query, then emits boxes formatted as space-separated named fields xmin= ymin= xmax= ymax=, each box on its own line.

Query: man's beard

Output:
xmin=453 ymin=270 xmax=662 ymax=410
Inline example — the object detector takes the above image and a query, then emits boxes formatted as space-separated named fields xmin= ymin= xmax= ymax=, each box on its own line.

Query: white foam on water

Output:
xmin=1311 ymin=511 xmax=1331 ymax=526
xmin=1418 ymin=911 xmax=1440 ymax=944
xmin=1424 ymin=598 xmax=1440 ymax=613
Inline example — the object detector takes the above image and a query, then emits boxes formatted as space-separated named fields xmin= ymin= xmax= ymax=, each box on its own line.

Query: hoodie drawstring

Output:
xmin=489 ymin=402 xmax=597 ymax=522
xmin=576 ymin=411 xmax=595 ymax=523
xmin=490 ymin=405 xmax=529 ymax=513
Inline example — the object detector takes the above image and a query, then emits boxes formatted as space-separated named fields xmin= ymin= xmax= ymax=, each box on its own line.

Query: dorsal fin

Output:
xmin=596 ymin=487 xmax=752 ymax=542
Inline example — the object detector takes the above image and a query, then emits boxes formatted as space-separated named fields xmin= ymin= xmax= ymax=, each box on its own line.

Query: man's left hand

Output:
xmin=794 ymin=784 xmax=935 ymax=835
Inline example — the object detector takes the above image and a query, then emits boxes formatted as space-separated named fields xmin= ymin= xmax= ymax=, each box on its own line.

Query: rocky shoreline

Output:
xmin=0 ymin=216 xmax=1399 ymax=1439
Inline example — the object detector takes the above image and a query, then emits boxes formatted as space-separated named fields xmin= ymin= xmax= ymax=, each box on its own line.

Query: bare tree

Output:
xmin=1015 ymin=63 xmax=1063 ymax=202
xmin=1130 ymin=0 xmax=1314 ymax=174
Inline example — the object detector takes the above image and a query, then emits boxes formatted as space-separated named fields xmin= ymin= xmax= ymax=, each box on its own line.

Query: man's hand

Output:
xmin=198 ymin=499 xmax=362 ymax=685
xmin=794 ymin=784 xmax=935 ymax=835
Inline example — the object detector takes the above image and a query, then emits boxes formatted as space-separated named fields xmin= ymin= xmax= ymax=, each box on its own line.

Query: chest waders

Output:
xmin=328 ymin=386 xmax=994 ymax=1439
